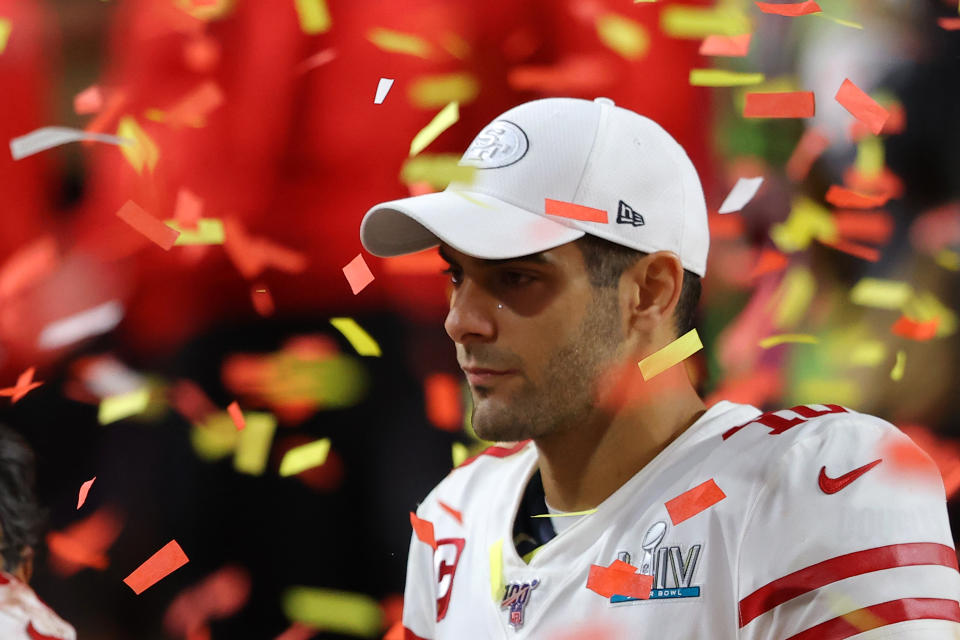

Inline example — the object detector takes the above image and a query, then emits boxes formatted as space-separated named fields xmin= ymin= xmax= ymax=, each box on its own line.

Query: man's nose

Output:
xmin=444 ymin=279 xmax=498 ymax=345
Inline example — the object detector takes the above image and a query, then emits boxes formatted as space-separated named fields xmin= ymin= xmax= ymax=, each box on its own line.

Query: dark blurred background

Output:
xmin=0 ymin=0 xmax=958 ymax=637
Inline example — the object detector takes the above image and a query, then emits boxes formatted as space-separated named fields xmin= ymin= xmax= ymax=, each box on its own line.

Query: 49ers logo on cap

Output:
xmin=459 ymin=120 xmax=529 ymax=169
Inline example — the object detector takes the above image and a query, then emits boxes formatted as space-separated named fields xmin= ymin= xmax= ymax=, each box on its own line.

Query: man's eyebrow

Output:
xmin=437 ymin=245 xmax=552 ymax=266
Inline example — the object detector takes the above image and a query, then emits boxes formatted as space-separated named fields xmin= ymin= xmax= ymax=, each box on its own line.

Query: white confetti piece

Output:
xmin=10 ymin=126 xmax=131 ymax=161
xmin=718 ymin=176 xmax=764 ymax=214
xmin=374 ymin=78 xmax=395 ymax=104
xmin=37 ymin=300 xmax=124 ymax=350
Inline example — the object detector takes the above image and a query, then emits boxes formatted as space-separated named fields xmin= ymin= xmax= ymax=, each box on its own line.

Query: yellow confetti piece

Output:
xmin=367 ymin=28 xmax=433 ymax=59
xmin=770 ymin=266 xmax=816 ymax=329
xmin=890 ymin=349 xmax=906 ymax=381
xmin=489 ymin=539 xmax=504 ymax=602
xmin=166 ymin=219 xmax=225 ymax=246
xmin=190 ymin=412 xmax=241 ymax=461
xmin=233 ymin=412 xmax=277 ymax=475
xmin=638 ymin=329 xmax=703 ymax=381
xmin=596 ymin=13 xmax=649 ymax=60
xmin=452 ymin=442 xmax=468 ymax=468
xmin=409 ymin=101 xmax=459 ymax=157
xmin=409 ymin=72 xmax=480 ymax=109
xmin=849 ymin=278 xmax=913 ymax=310
xmin=329 ymin=317 xmax=382 ymax=357
xmin=661 ymin=5 xmax=751 ymax=38
xmin=98 ymin=387 xmax=151 ymax=425
xmin=935 ymin=250 xmax=960 ymax=272
xmin=439 ymin=32 xmax=471 ymax=60
xmin=293 ymin=0 xmax=330 ymax=34
xmin=117 ymin=116 xmax=159 ymax=174
xmin=855 ymin=136 xmax=884 ymax=178
xmin=689 ymin=69 xmax=764 ymax=87
xmin=770 ymin=197 xmax=836 ymax=253
xmin=848 ymin=340 xmax=887 ymax=367
xmin=0 ymin=19 xmax=11 ymax=54
xmin=814 ymin=13 xmax=863 ymax=29
xmin=144 ymin=108 xmax=166 ymax=123
xmin=279 ymin=438 xmax=331 ymax=476
xmin=531 ymin=508 xmax=598 ymax=518
xmin=401 ymin=153 xmax=476 ymax=189
xmin=282 ymin=587 xmax=383 ymax=637
xmin=758 ymin=333 xmax=819 ymax=348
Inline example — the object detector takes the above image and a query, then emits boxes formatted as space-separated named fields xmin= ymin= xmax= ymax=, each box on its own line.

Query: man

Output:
xmin=360 ymin=97 xmax=960 ymax=638
xmin=0 ymin=425 xmax=75 ymax=639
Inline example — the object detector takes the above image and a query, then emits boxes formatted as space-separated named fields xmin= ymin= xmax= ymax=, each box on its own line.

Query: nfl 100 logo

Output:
xmin=612 ymin=521 xmax=702 ymax=603
xmin=500 ymin=579 xmax=539 ymax=629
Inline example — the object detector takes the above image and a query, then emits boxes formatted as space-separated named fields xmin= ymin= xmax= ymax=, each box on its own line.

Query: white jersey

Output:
xmin=0 ymin=571 xmax=75 ymax=640
xmin=402 ymin=400 xmax=960 ymax=639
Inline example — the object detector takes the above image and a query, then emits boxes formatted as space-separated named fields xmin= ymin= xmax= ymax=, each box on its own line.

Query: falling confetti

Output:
xmin=664 ymin=478 xmax=726 ymax=525
xmin=718 ymin=177 xmax=764 ymax=213
xmin=744 ymin=91 xmax=815 ymax=118
xmin=342 ymin=253 xmax=375 ymax=295
xmin=409 ymin=101 xmax=459 ymax=156
xmin=278 ymin=438 xmax=331 ymax=476
xmin=637 ymin=329 xmax=703 ymax=380
xmin=329 ymin=317 xmax=382 ymax=356
xmin=0 ymin=367 xmax=44 ymax=403
xmin=124 ymin=540 xmax=190 ymax=595
xmin=98 ymin=387 xmax=151 ymax=425
xmin=77 ymin=477 xmax=96 ymax=509
xmin=10 ymin=126 xmax=129 ymax=160
xmin=374 ymin=77 xmax=394 ymax=104
xmin=689 ymin=70 xmax=764 ymax=87
xmin=116 ymin=201 xmax=180 ymax=250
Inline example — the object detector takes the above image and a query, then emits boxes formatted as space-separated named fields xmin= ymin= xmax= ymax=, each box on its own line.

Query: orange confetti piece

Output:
xmin=165 ymin=80 xmax=224 ymax=128
xmin=835 ymin=79 xmax=890 ymax=136
xmin=744 ymin=92 xmax=815 ymax=118
xmin=46 ymin=508 xmax=123 ymax=576
xmin=227 ymin=401 xmax=246 ymax=430
xmin=425 ymin=373 xmax=461 ymax=432
xmin=124 ymin=540 xmax=190 ymax=595
xmin=755 ymin=0 xmax=821 ymax=16
xmin=0 ymin=367 xmax=43 ymax=403
xmin=786 ymin=128 xmax=830 ymax=182
xmin=409 ymin=512 xmax=437 ymax=549
xmin=381 ymin=247 xmax=446 ymax=275
xmin=748 ymin=247 xmax=789 ymax=279
xmin=77 ymin=477 xmax=96 ymax=509
xmin=544 ymin=198 xmax=608 ymax=223
xmin=342 ymin=253 xmax=375 ymax=295
xmin=833 ymin=210 xmax=893 ymax=245
xmin=825 ymin=185 xmax=890 ymax=209
xmin=0 ymin=235 xmax=58 ymax=300
xmin=174 ymin=188 xmax=203 ymax=230
xmin=699 ymin=33 xmax=751 ymax=57
xmin=251 ymin=284 xmax=274 ymax=317
xmin=820 ymin=238 xmax=880 ymax=262
xmin=223 ymin=217 xmax=308 ymax=279
xmin=116 ymin=200 xmax=180 ymax=251
xmin=665 ymin=478 xmax=726 ymax=525
xmin=437 ymin=500 xmax=463 ymax=524
xmin=939 ymin=17 xmax=960 ymax=30
xmin=74 ymin=85 xmax=104 ymax=115
xmin=83 ymin=89 xmax=128 ymax=143
xmin=891 ymin=315 xmax=939 ymax=341
xmin=586 ymin=560 xmax=652 ymax=599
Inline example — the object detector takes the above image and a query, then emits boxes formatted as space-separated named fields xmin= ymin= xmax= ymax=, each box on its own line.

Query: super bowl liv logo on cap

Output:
xmin=459 ymin=120 xmax=529 ymax=169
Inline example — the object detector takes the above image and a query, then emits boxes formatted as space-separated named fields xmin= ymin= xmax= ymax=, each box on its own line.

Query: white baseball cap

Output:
xmin=360 ymin=96 xmax=710 ymax=276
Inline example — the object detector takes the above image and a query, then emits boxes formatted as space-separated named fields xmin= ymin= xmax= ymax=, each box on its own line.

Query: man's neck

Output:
xmin=534 ymin=361 xmax=706 ymax=513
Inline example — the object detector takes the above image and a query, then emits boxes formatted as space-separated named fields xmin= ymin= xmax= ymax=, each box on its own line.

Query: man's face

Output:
xmin=440 ymin=241 xmax=624 ymax=443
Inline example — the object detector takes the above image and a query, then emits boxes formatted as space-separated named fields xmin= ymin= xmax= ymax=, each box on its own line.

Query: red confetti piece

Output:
xmin=825 ymin=185 xmax=890 ymax=209
xmin=835 ymin=79 xmax=890 ymax=136
xmin=251 ymin=284 xmax=275 ymax=317
xmin=0 ymin=236 xmax=58 ymax=300
xmin=46 ymin=508 xmax=122 ymax=576
xmin=124 ymin=540 xmax=190 ymax=595
xmin=0 ymin=367 xmax=43 ymax=403
xmin=223 ymin=217 xmax=308 ymax=279
xmin=586 ymin=560 xmax=652 ymax=599
xmin=755 ymin=0 xmax=821 ymax=15
xmin=891 ymin=315 xmax=939 ymax=341
xmin=699 ymin=33 xmax=751 ymax=57
xmin=744 ymin=92 xmax=815 ymax=118
xmin=665 ymin=478 xmax=726 ymax=525
xmin=163 ymin=565 xmax=251 ymax=637
xmin=116 ymin=200 xmax=180 ymax=251
xmin=786 ymin=128 xmax=830 ymax=182
xmin=820 ymin=238 xmax=880 ymax=262
xmin=425 ymin=373 xmax=462 ymax=432
xmin=83 ymin=89 xmax=128 ymax=143
xmin=74 ymin=85 xmax=104 ymax=115
xmin=939 ymin=17 xmax=960 ymax=30
xmin=544 ymin=198 xmax=608 ymax=223
xmin=77 ymin=477 xmax=96 ymax=509
xmin=227 ymin=401 xmax=246 ymax=430
xmin=174 ymin=188 xmax=203 ymax=230
xmin=381 ymin=248 xmax=446 ymax=275
xmin=748 ymin=248 xmax=789 ymax=279
xmin=342 ymin=253 xmax=375 ymax=295
xmin=409 ymin=512 xmax=437 ymax=549
xmin=166 ymin=81 xmax=224 ymax=128
xmin=833 ymin=210 xmax=894 ymax=245
xmin=437 ymin=500 xmax=463 ymax=525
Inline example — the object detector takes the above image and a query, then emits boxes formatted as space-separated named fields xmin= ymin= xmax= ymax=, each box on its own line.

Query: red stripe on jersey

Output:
xmin=403 ymin=627 xmax=430 ymax=640
xmin=784 ymin=598 xmax=960 ymax=640
xmin=739 ymin=542 xmax=960 ymax=627
xmin=457 ymin=440 xmax=531 ymax=469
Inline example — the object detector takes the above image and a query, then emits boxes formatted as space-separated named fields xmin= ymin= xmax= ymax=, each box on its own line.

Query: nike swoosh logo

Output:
xmin=818 ymin=458 xmax=883 ymax=494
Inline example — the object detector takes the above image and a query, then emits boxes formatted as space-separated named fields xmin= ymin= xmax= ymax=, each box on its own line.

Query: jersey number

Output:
xmin=435 ymin=537 xmax=465 ymax=622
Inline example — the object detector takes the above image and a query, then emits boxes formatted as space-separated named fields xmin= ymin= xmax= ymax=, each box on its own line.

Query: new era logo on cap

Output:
xmin=616 ymin=200 xmax=645 ymax=227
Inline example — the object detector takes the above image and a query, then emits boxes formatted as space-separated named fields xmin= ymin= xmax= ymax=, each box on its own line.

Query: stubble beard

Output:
xmin=468 ymin=290 xmax=622 ymax=443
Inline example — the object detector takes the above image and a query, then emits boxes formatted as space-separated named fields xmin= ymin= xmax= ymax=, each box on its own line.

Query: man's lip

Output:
xmin=463 ymin=368 xmax=518 ymax=385
xmin=463 ymin=367 xmax=516 ymax=374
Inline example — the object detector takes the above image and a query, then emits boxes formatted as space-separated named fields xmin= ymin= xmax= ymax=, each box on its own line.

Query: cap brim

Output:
xmin=360 ymin=188 xmax=585 ymax=260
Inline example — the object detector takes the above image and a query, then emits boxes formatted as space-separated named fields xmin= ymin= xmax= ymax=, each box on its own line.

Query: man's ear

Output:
xmin=14 ymin=546 xmax=33 ymax=584
xmin=621 ymin=251 xmax=684 ymax=342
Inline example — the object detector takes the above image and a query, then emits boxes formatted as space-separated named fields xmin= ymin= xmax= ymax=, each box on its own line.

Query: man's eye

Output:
xmin=441 ymin=267 xmax=462 ymax=285
xmin=501 ymin=271 xmax=534 ymax=287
